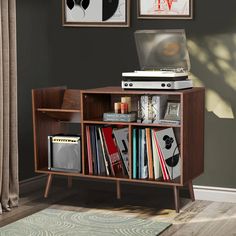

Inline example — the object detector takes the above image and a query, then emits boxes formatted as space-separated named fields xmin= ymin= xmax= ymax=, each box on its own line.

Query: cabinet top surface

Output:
xmin=81 ymin=86 xmax=205 ymax=95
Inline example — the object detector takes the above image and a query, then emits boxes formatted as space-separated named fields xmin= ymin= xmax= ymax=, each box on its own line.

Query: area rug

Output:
xmin=0 ymin=208 xmax=171 ymax=236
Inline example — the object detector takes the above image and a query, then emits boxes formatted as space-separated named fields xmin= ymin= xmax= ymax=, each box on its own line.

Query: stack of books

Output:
xmin=132 ymin=127 xmax=180 ymax=181
xmin=86 ymin=126 xmax=129 ymax=178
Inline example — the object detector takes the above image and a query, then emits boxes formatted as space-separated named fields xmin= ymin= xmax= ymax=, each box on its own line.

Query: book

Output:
xmin=158 ymin=119 xmax=180 ymax=125
xmin=155 ymin=128 xmax=181 ymax=180
xmin=86 ymin=126 xmax=93 ymax=175
xmin=90 ymin=126 xmax=98 ymax=175
xmin=113 ymin=128 xmax=129 ymax=175
xmin=98 ymin=127 xmax=110 ymax=176
xmin=132 ymin=128 xmax=137 ymax=179
xmin=152 ymin=95 xmax=168 ymax=123
xmin=101 ymin=127 xmax=124 ymax=177
xmin=140 ymin=95 xmax=153 ymax=123
xmin=151 ymin=129 xmax=162 ymax=180
xmin=153 ymin=129 xmax=170 ymax=181
xmin=95 ymin=126 xmax=106 ymax=176
xmin=140 ymin=129 xmax=148 ymax=179
xmin=146 ymin=128 xmax=154 ymax=179
xmin=138 ymin=128 xmax=142 ymax=178
xmin=103 ymin=112 xmax=137 ymax=122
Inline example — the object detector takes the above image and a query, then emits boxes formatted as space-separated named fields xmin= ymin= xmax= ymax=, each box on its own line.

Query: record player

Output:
xmin=122 ymin=29 xmax=193 ymax=90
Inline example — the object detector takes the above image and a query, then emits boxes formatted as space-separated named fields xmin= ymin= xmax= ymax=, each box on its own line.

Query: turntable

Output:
xmin=122 ymin=29 xmax=193 ymax=90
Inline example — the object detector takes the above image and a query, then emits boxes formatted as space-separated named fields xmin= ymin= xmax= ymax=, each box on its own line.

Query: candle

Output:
xmin=121 ymin=97 xmax=131 ymax=112
xmin=120 ymin=103 xmax=128 ymax=114
xmin=114 ymin=102 xmax=121 ymax=113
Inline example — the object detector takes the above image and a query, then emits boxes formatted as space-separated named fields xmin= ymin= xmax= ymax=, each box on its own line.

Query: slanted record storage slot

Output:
xmin=32 ymin=86 xmax=205 ymax=213
xmin=32 ymin=87 xmax=82 ymax=173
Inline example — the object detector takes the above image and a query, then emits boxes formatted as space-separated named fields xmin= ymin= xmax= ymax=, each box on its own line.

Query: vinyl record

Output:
xmin=103 ymin=0 xmax=119 ymax=21
xmin=148 ymin=35 xmax=186 ymax=66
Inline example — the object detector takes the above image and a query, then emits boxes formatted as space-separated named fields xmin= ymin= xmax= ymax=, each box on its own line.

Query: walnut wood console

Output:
xmin=32 ymin=86 xmax=205 ymax=213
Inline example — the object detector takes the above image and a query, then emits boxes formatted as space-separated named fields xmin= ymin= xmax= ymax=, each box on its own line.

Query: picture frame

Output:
xmin=138 ymin=0 xmax=193 ymax=20
xmin=164 ymin=102 xmax=181 ymax=121
xmin=62 ymin=0 xmax=130 ymax=27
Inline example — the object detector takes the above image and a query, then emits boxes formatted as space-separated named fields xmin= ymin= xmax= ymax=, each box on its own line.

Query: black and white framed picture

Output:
xmin=138 ymin=0 xmax=193 ymax=19
xmin=63 ymin=0 xmax=130 ymax=27
xmin=164 ymin=102 xmax=181 ymax=121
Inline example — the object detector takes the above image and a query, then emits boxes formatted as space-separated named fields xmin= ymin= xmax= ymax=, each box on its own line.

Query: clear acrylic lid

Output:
xmin=134 ymin=29 xmax=190 ymax=71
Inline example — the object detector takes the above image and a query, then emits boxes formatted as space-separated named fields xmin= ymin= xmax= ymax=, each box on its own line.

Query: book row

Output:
xmin=86 ymin=125 xmax=129 ymax=177
xmin=86 ymin=125 xmax=181 ymax=181
xmin=133 ymin=127 xmax=180 ymax=181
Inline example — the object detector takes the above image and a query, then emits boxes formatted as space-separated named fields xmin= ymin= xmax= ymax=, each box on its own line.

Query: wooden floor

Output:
xmin=1 ymin=176 xmax=236 ymax=236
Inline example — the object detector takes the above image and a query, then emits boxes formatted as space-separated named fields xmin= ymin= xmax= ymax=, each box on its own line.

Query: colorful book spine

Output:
xmin=95 ymin=127 xmax=106 ymax=176
xmin=102 ymin=127 xmax=124 ymax=177
xmin=140 ymin=129 xmax=148 ymax=179
xmin=90 ymin=126 xmax=98 ymax=175
xmin=132 ymin=128 xmax=137 ymax=179
xmin=153 ymin=130 xmax=170 ymax=181
xmin=151 ymin=129 xmax=162 ymax=180
xmin=146 ymin=128 xmax=154 ymax=179
xmin=86 ymin=126 xmax=93 ymax=175
xmin=113 ymin=128 xmax=129 ymax=175
xmin=98 ymin=127 xmax=110 ymax=176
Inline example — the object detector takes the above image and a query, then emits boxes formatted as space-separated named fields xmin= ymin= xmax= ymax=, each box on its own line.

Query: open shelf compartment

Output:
xmin=82 ymin=91 xmax=181 ymax=124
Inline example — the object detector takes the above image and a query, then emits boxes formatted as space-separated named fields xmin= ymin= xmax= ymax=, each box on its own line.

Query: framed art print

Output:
xmin=63 ymin=0 xmax=130 ymax=27
xmin=164 ymin=102 xmax=181 ymax=121
xmin=138 ymin=0 xmax=193 ymax=19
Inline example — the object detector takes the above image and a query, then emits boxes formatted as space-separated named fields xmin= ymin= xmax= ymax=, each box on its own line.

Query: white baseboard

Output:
xmin=19 ymin=177 xmax=236 ymax=204
xmin=194 ymin=185 xmax=236 ymax=203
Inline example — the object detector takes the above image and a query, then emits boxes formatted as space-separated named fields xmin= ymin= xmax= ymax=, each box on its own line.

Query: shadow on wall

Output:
xmin=189 ymin=34 xmax=236 ymax=188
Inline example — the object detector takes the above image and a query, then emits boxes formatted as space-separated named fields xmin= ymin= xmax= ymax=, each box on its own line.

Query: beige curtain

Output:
xmin=0 ymin=0 xmax=19 ymax=214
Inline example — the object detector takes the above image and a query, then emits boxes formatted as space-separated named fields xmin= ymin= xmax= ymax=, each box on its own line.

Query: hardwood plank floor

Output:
xmin=1 ymin=176 xmax=236 ymax=236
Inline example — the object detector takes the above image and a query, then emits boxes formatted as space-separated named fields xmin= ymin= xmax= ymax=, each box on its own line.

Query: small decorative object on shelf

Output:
xmin=152 ymin=95 xmax=168 ymax=123
xmin=140 ymin=95 xmax=168 ymax=124
xmin=137 ymin=100 xmax=142 ymax=123
xmin=120 ymin=103 xmax=128 ymax=114
xmin=121 ymin=97 xmax=132 ymax=112
xmin=114 ymin=102 xmax=121 ymax=114
xmin=140 ymin=95 xmax=153 ymax=124
xmin=103 ymin=96 xmax=135 ymax=122
xmin=164 ymin=102 xmax=181 ymax=121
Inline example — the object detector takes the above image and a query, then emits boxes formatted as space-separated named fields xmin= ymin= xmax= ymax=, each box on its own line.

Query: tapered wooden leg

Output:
xmin=188 ymin=180 xmax=195 ymax=201
xmin=173 ymin=186 xmax=180 ymax=213
xmin=116 ymin=180 xmax=121 ymax=200
xmin=44 ymin=174 xmax=53 ymax=198
xmin=68 ymin=176 xmax=72 ymax=188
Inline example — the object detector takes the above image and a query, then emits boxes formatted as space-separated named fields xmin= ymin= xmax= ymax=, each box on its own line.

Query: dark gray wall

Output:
xmin=17 ymin=0 xmax=236 ymax=188
xmin=17 ymin=0 xmax=52 ymax=180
